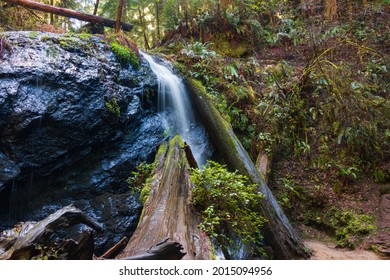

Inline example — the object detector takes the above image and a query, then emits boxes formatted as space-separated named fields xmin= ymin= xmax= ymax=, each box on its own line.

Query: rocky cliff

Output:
xmin=0 ymin=31 xmax=164 ymax=253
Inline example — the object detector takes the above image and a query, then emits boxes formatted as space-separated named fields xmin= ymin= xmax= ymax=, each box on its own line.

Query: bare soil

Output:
xmin=305 ymin=240 xmax=381 ymax=260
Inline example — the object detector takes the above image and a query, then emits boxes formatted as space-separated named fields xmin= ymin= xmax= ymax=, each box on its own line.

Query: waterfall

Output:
xmin=141 ymin=51 xmax=212 ymax=166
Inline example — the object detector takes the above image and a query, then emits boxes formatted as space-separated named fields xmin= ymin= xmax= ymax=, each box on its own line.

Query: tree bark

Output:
xmin=50 ymin=0 xmax=54 ymax=25
xmin=93 ymin=0 xmax=100 ymax=15
xmin=1 ymin=0 xmax=133 ymax=31
xmin=155 ymin=0 xmax=161 ymax=40
xmin=324 ymin=0 xmax=338 ymax=21
xmin=138 ymin=6 xmax=150 ymax=50
xmin=115 ymin=0 xmax=124 ymax=33
xmin=121 ymin=239 xmax=186 ymax=260
xmin=116 ymin=136 xmax=213 ymax=260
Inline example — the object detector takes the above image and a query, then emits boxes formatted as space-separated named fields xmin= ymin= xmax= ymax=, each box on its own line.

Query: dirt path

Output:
xmin=305 ymin=240 xmax=381 ymax=260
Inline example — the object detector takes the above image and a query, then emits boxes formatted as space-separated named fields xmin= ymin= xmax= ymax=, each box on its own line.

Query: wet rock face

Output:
xmin=0 ymin=31 xmax=163 ymax=254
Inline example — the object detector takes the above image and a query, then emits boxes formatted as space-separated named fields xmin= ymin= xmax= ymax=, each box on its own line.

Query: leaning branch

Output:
xmin=0 ymin=0 xmax=133 ymax=31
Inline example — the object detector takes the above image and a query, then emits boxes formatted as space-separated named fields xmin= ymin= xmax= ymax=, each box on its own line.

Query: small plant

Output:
xmin=77 ymin=33 xmax=92 ymax=40
xmin=0 ymin=34 xmax=12 ymax=60
xmin=110 ymin=40 xmax=140 ymax=69
xmin=373 ymin=169 xmax=386 ymax=183
xmin=127 ymin=162 xmax=156 ymax=203
xmin=105 ymin=97 xmax=120 ymax=118
xmin=335 ymin=162 xmax=360 ymax=187
xmin=41 ymin=34 xmax=50 ymax=42
xmin=180 ymin=42 xmax=216 ymax=61
xmin=257 ymin=132 xmax=275 ymax=155
xmin=28 ymin=31 xmax=39 ymax=39
xmin=190 ymin=161 xmax=266 ymax=256
xmin=278 ymin=177 xmax=305 ymax=209
xmin=326 ymin=207 xmax=376 ymax=248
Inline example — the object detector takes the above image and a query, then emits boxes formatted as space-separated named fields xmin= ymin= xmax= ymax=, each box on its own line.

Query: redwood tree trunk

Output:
xmin=115 ymin=0 xmax=124 ymax=32
xmin=1 ymin=0 xmax=133 ymax=31
xmin=117 ymin=136 xmax=213 ymax=260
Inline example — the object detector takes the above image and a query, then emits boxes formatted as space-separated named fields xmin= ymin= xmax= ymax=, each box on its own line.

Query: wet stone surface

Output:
xmin=0 ymin=31 xmax=164 ymax=254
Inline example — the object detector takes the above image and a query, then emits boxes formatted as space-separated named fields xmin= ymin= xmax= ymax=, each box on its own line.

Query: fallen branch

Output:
xmin=0 ymin=0 xmax=133 ymax=31
xmin=99 ymin=237 xmax=128 ymax=259
xmin=0 ymin=205 xmax=103 ymax=259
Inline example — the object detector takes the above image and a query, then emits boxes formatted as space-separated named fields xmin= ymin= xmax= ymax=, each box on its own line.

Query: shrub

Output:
xmin=190 ymin=161 xmax=266 ymax=255
xmin=326 ymin=208 xmax=376 ymax=248
xmin=127 ymin=162 xmax=156 ymax=203
xmin=105 ymin=97 xmax=120 ymax=117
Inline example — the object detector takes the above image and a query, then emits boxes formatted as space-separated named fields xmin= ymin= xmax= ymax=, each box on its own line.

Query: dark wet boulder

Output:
xmin=0 ymin=31 xmax=163 ymax=254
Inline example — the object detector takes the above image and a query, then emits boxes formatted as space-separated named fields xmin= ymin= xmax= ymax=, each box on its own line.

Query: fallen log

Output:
xmin=117 ymin=135 xmax=213 ymax=260
xmin=0 ymin=0 xmax=133 ymax=31
xmin=0 ymin=205 xmax=103 ymax=259
xmin=122 ymin=238 xmax=186 ymax=260
xmin=185 ymin=78 xmax=309 ymax=259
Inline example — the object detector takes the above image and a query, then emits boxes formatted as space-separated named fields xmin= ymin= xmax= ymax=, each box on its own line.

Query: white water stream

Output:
xmin=140 ymin=51 xmax=212 ymax=166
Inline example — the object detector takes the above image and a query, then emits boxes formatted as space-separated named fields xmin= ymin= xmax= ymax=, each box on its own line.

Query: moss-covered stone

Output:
xmin=211 ymin=36 xmax=248 ymax=57
xmin=110 ymin=41 xmax=140 ymax=69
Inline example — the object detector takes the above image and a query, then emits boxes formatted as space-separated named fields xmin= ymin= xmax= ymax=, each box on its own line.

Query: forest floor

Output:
xmin=257 ymin=41 xmax=390 ymax=260
xmin=295 ymin=178 xmax=390 ymax=260
xmin=271 ymin=154 xmax=390 ymax=260
xmin=304 ymin=240 xmax=380 ymax=260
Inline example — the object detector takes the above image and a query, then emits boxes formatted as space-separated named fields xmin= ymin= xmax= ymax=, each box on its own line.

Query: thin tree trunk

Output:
xmin=324 ymin=0 xmax=338 ymax=21
xmin=348 ymin=0 xmax=353 ymax=35
xmin=1 ymin=0 xmax=133 ymax=31
xmin=115 ymin=0 xmax=124 ymax=32
xmin=155 ymin=0 xmax=161 ymax=40
xmin=138 ymin=7 xmax=150 ymax=50
xmin=50 ymin=0 xmax=54 ymax=25
xmin=93 ymin=0 xmax=100 ymax=15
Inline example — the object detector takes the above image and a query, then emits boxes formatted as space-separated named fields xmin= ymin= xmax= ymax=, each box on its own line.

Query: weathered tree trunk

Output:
xmin=117 ymin=136 xmax=213 ymax=260
xmin=185 ymin=79 xmax=309 ymax=259
xmin=115 ymin=0 xmax=124 ymax=33
xmin=1 ymin=0 xmax=133 ymax=31
xmin=0 ymin=205 xmax=103 ymax=260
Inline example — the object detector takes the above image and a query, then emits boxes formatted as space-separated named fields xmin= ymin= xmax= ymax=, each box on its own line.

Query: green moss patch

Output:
xmin=110 ymin=41 xmax=140 ymax=69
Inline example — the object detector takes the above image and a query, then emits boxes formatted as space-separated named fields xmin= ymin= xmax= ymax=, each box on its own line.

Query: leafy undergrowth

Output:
xmin=156 ymin=5 xmax=389 ymax=253
xmin=190 ymin=161 xmax=266 ymax=258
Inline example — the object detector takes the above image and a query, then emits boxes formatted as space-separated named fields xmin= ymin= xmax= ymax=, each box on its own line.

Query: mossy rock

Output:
xmin=110 ymin=41 xmax=140 ymax=69
xmin=211 ymin=35 xmax=248 ymax=57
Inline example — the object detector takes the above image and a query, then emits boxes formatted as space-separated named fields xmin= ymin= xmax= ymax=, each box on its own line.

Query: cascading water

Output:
xmin=140 ymin=51 xmax=212 ymax=166
xmin=141 ymin=52 xmax=235 ymax=259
